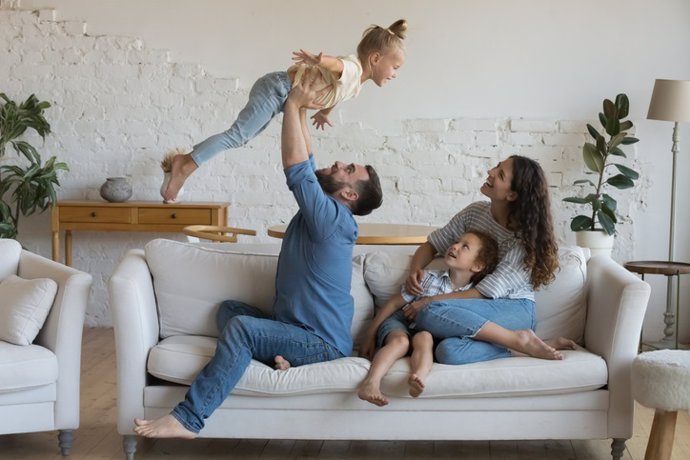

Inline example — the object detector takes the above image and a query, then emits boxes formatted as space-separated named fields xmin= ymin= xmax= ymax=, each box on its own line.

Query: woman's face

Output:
xmin=480 ymin=158 xmax=517 ymax=203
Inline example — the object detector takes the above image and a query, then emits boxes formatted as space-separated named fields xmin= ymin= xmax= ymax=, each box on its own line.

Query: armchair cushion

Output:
xmin=0 ymin=275 xmax=58 ymax=346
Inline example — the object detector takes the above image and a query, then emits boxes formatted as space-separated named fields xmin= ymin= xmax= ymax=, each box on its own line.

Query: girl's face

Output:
xmin=480 ymin=158 xmax=518 ymax=203
xmin=445 ymin=233 xmax=484 ymax=274
xmin=369 ymin=47 xmax=405 ymax=87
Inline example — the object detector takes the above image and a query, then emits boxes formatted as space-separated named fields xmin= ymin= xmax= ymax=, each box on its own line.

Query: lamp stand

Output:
xmin=661 ymin=122 xmax=680 ymax=344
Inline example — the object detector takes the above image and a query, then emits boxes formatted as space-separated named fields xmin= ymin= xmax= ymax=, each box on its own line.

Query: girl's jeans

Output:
xmin=171 ymin=299 xmax=343 ymax=433
xmin=413 ymin=298 xmax=536 ymax=365
xmin=190 ymin=71 xmax=291 ymax=166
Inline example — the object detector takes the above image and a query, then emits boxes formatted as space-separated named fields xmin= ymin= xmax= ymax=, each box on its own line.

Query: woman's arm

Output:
xmin=402 ymin=288 xmax=485 ymax=322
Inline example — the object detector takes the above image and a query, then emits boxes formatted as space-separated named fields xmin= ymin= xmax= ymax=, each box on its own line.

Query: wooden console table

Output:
xmin=51 ymin=200 xmax=230 ymax=266
xmin=268 ymin=223 xmax=437 ymax=245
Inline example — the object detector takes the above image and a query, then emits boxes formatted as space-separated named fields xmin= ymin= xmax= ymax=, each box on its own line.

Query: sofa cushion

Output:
xmin=0 ymin=341 xmax=58 ymax=393
xmin=147 ymin=336 xmax=607 ymax=397
xmin=0 ymin=275 xmax=58 ymax=346
xmin=145 ymin=239 xmax=374 ymax=346
xmin=0 ymin=239 xmax=21 ymax=281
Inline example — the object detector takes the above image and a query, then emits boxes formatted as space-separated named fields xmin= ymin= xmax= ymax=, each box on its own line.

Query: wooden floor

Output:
xmin=2 ymin=328 xmax=690 ymax=460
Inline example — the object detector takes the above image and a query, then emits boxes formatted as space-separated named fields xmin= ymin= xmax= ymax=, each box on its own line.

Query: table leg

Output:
xmin=65 ymin=230 xmax=72 ymax=267
xmin=52 ymin=231 xmax=60 ymax=262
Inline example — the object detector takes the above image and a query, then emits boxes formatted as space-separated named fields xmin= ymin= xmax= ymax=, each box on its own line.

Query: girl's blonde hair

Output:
xmin=357 ymin=19 xmax=407 ymax=60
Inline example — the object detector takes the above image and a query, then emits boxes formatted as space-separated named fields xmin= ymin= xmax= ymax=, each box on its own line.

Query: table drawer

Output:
xmin=138 ymin=208 xmax=212 ymax=225
xmin=59 ymin=206 xmax=133 ymax=223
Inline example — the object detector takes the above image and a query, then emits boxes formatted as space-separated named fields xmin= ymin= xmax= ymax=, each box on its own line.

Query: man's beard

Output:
xmin=315 ymin=169 xmax=348 ymax=195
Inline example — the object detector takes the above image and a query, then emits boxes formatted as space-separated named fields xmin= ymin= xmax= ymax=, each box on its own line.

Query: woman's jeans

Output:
xmin=413 ymin=298 xmax=536 ymax=365
xmin=171 ymin=299 xmax=343 ymax=433
xmin=190 ymin=71 xmax=291 ymax=166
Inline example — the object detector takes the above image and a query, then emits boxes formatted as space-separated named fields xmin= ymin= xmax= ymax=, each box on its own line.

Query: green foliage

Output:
xmin=562 ymin=93 xmax=639 ymax=236
xmin=0 ymin=93 xmax=68 ymax=239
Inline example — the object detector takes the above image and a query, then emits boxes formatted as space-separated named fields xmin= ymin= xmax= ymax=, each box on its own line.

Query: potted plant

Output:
xmin=562 ymin=93 xmax=639 ymax=255
xmin=0 ymin=93 xmax=68 ymax=239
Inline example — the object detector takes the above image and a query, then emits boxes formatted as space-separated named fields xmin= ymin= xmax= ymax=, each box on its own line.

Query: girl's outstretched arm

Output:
xmin=292 ymin=49 xmax=344 ymax=75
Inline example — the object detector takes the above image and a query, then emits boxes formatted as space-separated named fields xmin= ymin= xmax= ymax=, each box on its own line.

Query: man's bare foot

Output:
xmin=357 ymin=380 xmax=389 ymax=407
xmin=408 ymin=373 xmax=425 ymax=398
xmin=162 ymin=154 xmax=197 ymax=203
xmin=513 ymin=330 xmax=563 ymax=360
xmin=544 ymin=336 xmax=577 ymax=350
xmin=133 ymin=415 xmax=197 ymax=439
xmin=274 ymin=355 xmax=291 ymax=370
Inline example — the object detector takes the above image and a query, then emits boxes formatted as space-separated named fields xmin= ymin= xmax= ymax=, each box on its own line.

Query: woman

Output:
xmin=403 ymin=155 xmax=573 ymax=364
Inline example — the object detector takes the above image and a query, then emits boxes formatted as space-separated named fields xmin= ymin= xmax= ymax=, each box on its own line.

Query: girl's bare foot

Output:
xmin=513 ymin=330 xmax=562 ymax=360
xmin=274 ymin=355 xmax=291 ymax=370
xmin=544 ymin=337 xmax=577 ymax=350
xmin=408 ymin=373 xmax=425 ymax=398
xmin=357 ymin=380 xmax=389 ymax=407
xmin=133 ymin=415 xmax=197 ymax=439
xmin=162 ymin=154 xmax=197 ymax=203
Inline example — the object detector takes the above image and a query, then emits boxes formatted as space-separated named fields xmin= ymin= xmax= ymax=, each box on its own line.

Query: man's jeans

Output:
xmin=171 ymin=300 xmax=343 ymax=433
xmin=413 ymin=298 xmax=536 ymax=365
xmin=190 ymin=71 xmax=291 ymax=166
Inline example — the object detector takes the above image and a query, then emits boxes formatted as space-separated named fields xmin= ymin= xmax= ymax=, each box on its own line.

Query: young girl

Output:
xmin=161 ymin=19 xmax=407 ymax=203
xmin=403 ymin=155 xmax=576 ymax=366
xmin=358 ymin=230 xmax=499 ymax=407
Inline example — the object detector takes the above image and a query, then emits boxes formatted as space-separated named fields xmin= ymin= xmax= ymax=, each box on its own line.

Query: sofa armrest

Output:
xmin=584 ymin=254 xmax=650 ymax=437
xmin=109 ymin=248 xmax=160 ymax=435
xmin=18 ymin=249 xmax=92 ymax=429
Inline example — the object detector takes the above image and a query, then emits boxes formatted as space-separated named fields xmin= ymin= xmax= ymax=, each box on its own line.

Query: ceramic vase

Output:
xmin=100 ymin=177 xmax=132 ymax=203
xmin=160 ymin=172 xmax=184 ymax=203
xmin=575 ymin=230 xmax=614 ymax=257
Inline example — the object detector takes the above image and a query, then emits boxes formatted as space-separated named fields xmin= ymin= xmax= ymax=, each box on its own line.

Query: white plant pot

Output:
xmin=575 ymin=230 xmax=614 ymax=257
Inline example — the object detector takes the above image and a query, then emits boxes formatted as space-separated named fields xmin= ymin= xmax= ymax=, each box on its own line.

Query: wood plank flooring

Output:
xmin=1 ymin=327 xmax=689 ymax=459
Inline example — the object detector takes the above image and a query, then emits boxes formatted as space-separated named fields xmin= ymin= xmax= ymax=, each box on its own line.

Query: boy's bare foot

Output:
xmin=544 ymin=337 xmax=577 ymax=350
xmin=408 ymin=373 xmax=425 ymax=398
xmin=162 ymin=154 xmax=197 ymax=203
xmin=513 ymin=330 xmax=563 ymax=360
xmin=357 ymin=380 xmax=389 ymax=407
xmin=133 ymin=415 xmax=197 ymax=439
xmin=274 ymin=355 xmax=291 ymax=370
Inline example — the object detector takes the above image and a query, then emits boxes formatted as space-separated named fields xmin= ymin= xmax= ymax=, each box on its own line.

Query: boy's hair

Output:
xmin=465 ymin=229 xmax=499 ymax=284
xmin=357 ymin=19 xmax=408 ymax=59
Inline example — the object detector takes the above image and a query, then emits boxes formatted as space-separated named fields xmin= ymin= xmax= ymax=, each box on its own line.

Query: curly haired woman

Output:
xmin=402 ymin=155 xmax=575 ymax=365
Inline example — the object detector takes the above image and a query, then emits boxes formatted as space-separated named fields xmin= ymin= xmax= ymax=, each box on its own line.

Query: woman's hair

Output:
xmin=465 ymin=229 xmax=500 ymax=285
xmin=507 ymin=155 xmax=559 ymax=288
xmin=357 ymin=19 xmax=407 ymax=60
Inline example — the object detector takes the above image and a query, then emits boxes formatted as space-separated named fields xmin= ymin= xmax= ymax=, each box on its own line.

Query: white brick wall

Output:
xmin=1 ymin=7 xmax=649 ymax=326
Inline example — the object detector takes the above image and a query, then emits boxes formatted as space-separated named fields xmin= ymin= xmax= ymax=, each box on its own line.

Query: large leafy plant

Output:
xmin=0 ymin=93 xmax=68 ymax=239
xmin=563 ymin=93 xmax=639 ymax=236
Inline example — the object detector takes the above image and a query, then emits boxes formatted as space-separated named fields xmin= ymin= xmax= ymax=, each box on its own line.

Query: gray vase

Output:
xmin=100 ymin=177 xmax=132 ymax=202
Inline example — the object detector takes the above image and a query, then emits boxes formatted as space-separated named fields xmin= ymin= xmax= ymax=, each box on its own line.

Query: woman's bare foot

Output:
xmin=357 ymin=379 xmax=389 ymax=407
xmin=408 ymin=374 xmax=425 ymax=398
xmin=544 ymin=337 xmax=577 ymax=350
xmin=162 ymin=154 xmax=197 ymax=203
xmin=513 ymin=330 xmax=562 ymax=360
xmin=133 ymin=415 xmax=197 ymax=439
xmin=274 ymin=355 xmax=291 ymax=370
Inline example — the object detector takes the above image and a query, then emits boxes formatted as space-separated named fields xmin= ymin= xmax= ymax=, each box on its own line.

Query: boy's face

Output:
xmin=444 ymin=233 xmax=485 ymax=274
xmin=370 ymin=47 xmax=405 ymax=87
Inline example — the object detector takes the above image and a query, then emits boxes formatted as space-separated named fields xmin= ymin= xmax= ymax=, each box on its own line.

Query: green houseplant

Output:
xmin=563 ymin=93 xmax=639 ymax=237
xmin=0 ymin=93 xmax=68 ymax=239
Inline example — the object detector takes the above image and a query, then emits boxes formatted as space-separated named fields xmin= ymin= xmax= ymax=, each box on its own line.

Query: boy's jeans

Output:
xmin=171 ymin=299 xmax=342 ymax=433
xmin=413 ymin=298 xmax=536 ymax=365
xmin=190 ymin=71 xmax=291 ymax=166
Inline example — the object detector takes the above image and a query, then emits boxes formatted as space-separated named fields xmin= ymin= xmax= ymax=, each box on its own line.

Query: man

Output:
xmin=133 ymin=73 xmax=383 ymax=439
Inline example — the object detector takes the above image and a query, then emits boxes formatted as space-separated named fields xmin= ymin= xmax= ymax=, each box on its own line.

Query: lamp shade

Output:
xmin=647 ymin=79 xmax=690 ymax=123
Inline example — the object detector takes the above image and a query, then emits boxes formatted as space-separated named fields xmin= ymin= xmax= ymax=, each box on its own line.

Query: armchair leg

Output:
xmin=123 ymin=435 xmax=137 ymax=460
xmin=611 ymin=438 xmax=626 ymax=460
xmin=58 ymin=429 xmax=74 ymax=456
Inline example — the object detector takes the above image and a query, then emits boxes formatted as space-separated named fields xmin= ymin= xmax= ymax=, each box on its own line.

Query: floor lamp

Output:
xmin=647 ymin=79 xmax=690 ymax=344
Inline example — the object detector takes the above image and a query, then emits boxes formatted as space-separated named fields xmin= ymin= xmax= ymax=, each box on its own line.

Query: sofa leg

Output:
xmin=611 ymin=438 xmax=626 ymax=460
xmin=123 ymin=435 xmax=137 ymax=460
xmin=58 ymin=429 xmax=74 ymax=456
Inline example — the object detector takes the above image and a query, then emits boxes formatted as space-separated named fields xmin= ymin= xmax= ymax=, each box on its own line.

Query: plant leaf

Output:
xmin=573 ymin=179 xmax=596 ymax=187
xmin=602 ymin=193 xmax=617 ymax=212
xmin=571 ymin=215 xmax=593 ymax=231
xmin=607 ymin=174 xmax=635 ymax=189
xmin=597 ymin=210 xmax=616 ymax=235
xmin=613 ymin=163 xmax=639 ymax=179
xmin=615 ymin=94 xmax=629 ymax=119
xmin=583 ymin=142 xmax=604 ymax=173
xmin=563 ymin=196 xmax=592 ymax=204
xmin=586 ymin=123 xmax=601 ymax=140
xmin=621 ymin=136 xmax=639 ymax=145
xmin=609 ymin=147 xmax=626 ymax=157
xmin=619 ymin=120 xmax=633 ymax=131
xmin=603 ymin=99 xmax=617 ymax=121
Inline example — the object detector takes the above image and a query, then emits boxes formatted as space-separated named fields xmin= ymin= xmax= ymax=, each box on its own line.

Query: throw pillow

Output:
xmin=0 ymin=275 xmax=58 ymax=346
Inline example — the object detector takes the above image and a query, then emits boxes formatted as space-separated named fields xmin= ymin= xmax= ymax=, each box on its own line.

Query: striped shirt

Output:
xmin=427 ymin=201 xmax=534 ymax=301
xmin=400 ymin=270 xmax=472 ymax=304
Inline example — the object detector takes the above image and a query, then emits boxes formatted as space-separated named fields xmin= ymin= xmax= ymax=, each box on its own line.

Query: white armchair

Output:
xmin=0 ymin=239 xmax=92 ymax=455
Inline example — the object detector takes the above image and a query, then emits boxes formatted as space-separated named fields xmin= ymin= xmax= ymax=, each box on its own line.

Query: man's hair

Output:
xmin=350 ymin=165 xmax=383 ymax=216
xmin=464 ymin=229 xmax=499 ymax=285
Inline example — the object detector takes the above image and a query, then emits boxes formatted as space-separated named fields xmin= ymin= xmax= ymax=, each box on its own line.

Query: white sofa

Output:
xmin=0 ymin=239 xmax=92 ymax=455
xmin=109 ymin=239 xmax=650 ymax=460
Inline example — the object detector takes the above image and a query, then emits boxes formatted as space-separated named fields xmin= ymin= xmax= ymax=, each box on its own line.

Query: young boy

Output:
xmin=358 ymin=230 xmax=500 ymax=407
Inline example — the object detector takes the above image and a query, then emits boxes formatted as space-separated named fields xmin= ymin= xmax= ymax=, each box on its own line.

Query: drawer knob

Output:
xmin=91 ymin=212 xmax=97 ymax=218
xmin=171 ymin=213 xmax=176 ymax=219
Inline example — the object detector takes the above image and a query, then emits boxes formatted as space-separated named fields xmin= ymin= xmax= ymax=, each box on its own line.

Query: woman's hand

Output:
xmin=405 ymin=269 xmax=426 ymax=296
xmin=402 ymin=296 xmax=433 ymax=322
xmin=311 ymin=110 xmax=333 ymax=130
xmin=292 ymin=49 xmax=323 ymax=66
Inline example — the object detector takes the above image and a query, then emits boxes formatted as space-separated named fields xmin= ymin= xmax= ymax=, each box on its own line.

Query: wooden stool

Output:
xmin=632 ymin=350 xmax=690 ymax=460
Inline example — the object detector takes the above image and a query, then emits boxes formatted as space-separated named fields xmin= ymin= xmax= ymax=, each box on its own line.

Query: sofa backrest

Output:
xmin=0 ymin=239 xmax=21 ymax=280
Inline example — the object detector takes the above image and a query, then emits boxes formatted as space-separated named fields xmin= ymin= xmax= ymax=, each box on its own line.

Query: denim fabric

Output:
xmin=171 ymin=299 xmax=343 ymax=433
xmin=413 ymin=298 xmax=536 ymax=365
xmin=376 ymin=310 xmax=414 ymax=348
xmin=190 ymin=71 xmax=291 ymax=166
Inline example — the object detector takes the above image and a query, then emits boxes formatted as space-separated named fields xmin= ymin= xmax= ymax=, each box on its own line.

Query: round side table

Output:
xmin=624 ymin=261 xmax=690 ymax=350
